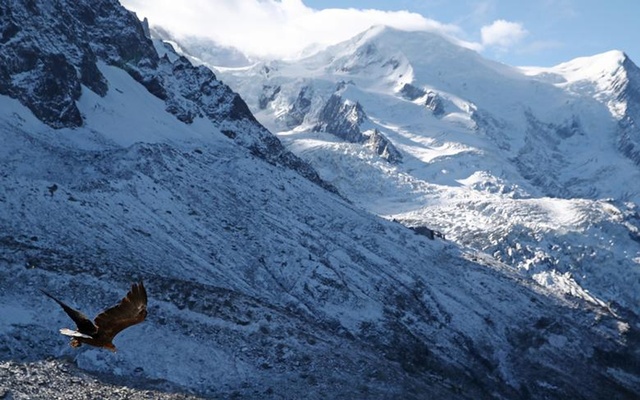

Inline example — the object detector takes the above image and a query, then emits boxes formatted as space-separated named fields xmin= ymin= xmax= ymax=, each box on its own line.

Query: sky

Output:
xmin=119 ymin=0 xmax=640 ymax=67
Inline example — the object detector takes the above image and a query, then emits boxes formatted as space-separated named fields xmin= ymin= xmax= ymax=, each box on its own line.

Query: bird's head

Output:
xmin=104 ymin=343 xmax=117 ymax=352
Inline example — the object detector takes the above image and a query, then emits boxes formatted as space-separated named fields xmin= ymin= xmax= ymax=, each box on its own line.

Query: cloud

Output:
xmin=120 ymin=0 xmax=475 ymax=59
xmin=120 ymin=1 xmax=529 ymax=60
xmin=480 ymin=19 xmax=528 ymax=50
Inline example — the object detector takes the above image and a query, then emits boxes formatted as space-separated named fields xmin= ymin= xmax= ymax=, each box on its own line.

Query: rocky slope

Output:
xmin=0 ymin=359 xmax=202 ymax=400
xmin=0 ymin=0 xmax=331 ymax=193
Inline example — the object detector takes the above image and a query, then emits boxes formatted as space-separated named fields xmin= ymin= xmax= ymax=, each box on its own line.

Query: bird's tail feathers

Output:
xmin=59 ymin=328 xmax=92 ymax=339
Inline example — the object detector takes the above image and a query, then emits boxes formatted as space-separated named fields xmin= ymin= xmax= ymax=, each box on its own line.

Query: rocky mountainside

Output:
xmin=188 ymin=26 xmax=640 ymax=314
xmin=0 ymin=0 xmax=331 ymax=193
xmin=1 ymin=2 xmax=640 ymax=399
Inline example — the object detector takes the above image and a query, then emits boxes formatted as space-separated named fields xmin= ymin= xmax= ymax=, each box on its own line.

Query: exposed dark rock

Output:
xmin=79 ymin=51 xmax=108 ymax=97
xmin=258 ymin=85 xmax=281 ymax=110
xmin=399 ymin=84 xmax=444 ymax=116
xmin=28 ymin=53 xmax=83 ymax=128
xmin=400 ymin=83 xmax=426 ymax=101
xmin=364 ymin=129 xmax=402 ymax=163
xmin=0 ymin=0 xmax=158 ymax=128
xmin=1 ymin=20 xmax=19 ymax=43
xmin=314 ymin=94 xmax=366 ymax=143
xmin=284 ymin=85 xmax=313 ymax=128
xmin=313 ymin=95 xmax=401 ymax=163
xmin=425 ymin=91 xmax=445 ymax=116
xmin=409 ymin=225 xmax=445 ymax=240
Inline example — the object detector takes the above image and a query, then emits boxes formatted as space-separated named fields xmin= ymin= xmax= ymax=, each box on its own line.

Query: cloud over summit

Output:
xmin=120 ymin=0 xmax=527 ymax=60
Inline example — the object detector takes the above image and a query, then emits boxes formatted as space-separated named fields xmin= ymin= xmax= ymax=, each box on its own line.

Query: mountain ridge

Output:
xmin=0 ymin=0 xmax=335 ymax=194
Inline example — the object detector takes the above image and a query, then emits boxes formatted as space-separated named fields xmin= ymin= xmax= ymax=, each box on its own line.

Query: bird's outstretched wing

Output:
xmin=40 ymin=289 xmax=98 ymax=335
xmin=93 ymin=281 xmax=147 ymax=341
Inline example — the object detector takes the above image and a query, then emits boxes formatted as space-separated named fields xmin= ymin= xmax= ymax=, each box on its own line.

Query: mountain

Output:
xmin=1 ymin=3 xmax=640 ymax=399
xmin=522 ymin=50 xmax=640 ymax=167
xmin=179 ymin=26 xmax=640 ymax=313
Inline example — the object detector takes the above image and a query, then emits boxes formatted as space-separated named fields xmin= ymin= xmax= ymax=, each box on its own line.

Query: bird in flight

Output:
xmin=41 ymin=281 xmax=147 ymax=352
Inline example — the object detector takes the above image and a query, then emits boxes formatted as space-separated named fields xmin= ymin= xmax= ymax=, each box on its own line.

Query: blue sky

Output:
xmin=121 ymin=0 xmax=640 ymax=67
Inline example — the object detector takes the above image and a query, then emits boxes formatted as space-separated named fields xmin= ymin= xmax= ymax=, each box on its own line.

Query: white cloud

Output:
xmin=119 ymin=0 xmax=475 ymax=59
xmin=119 ymin=1 xmax=529 ymax=60
xmin=480 ymin=19 xmax=528 ymax=50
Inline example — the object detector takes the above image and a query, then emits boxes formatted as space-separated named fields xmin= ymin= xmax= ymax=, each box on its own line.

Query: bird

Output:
xmin=41 ymin=281 xmax=147 ymax=352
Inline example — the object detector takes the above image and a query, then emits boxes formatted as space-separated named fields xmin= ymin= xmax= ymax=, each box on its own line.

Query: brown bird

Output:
xmin=41 ymin=281 xmax=147 ymax=352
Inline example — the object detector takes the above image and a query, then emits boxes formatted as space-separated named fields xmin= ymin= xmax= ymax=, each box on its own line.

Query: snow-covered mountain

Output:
xmin=1 ymin=2 xmax=640 ymax=399
xmin=175 ymin=26 xmax=640 ymax=314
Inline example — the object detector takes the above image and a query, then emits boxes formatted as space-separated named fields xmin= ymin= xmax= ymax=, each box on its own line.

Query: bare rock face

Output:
xmin=400 ymin=84 xmax=444 ymax=116
xmin=424 ymin=91 xmax=445 ymax=116
xmin=21 ymin=52 xmax=83 ymax=128
xmin=0 ymin=0 xmax=154 ymax=128
xmin=0 ymin=0 xmax=252 ymax=129
xmin=365 ymin=129 xmax=403 ymax=163
xmin=284 ymin=86 xmax=313 ymax=128
xmin=314 ymin=94 xmax=367 ymax=143
xmin=313 ymin=95 xmax=402 ymax=163
xmin=258 ymin=84 xmax=281 ymax=110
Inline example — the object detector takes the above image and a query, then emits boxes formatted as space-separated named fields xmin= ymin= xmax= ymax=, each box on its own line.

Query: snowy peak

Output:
xmin=617 ymin=55 xmax=640 ymax=165
xmin=320 ymin=25 xmax=415 ymax=84
xmin=314 ymin=25 xmax=523 ymax=96
xmin=548 ymin=50 xmax=627 ymax=82
xmin=522 ymin=50 xmax=640 ymax=117
xmin=521 ymin=50 xmax=640 ymax=165
xmin=616 ymin=53 xmax=640 ymax=118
